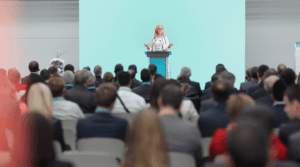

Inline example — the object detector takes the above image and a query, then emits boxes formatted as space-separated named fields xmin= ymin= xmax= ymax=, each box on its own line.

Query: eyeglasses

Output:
xmin=158 ymin=28 xmax=163 ymax=30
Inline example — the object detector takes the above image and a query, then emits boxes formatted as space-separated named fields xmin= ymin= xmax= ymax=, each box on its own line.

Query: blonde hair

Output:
xmin=27 ymin=83 xmax=53 ymax=119
xmin=120 ymin=108 xmax=170 ymax=167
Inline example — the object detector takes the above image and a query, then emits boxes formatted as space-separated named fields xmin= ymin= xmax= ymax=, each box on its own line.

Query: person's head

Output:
xmin=226 ymin=94 xmax=255 ymax=122
xmin=27 ymin=83 xmax=53 ymax=119
xmin=64 ymin=64 xmax=74 ymax=73
xmin=280 ymin=68 xmax=296 ymax=86
xmin=257 ymin=64 xmax=269 ymax=80
xmin=117 ymin=71 xmax=132 ymax=87
xmin=149 ymin=78 xmax=169 ymax=110
xmin=277 ymin=63 xmax=286 ymax=76
xmin=48 ymin=76 xmax=66 ymax=98
xmin=218 ymin=71 xmax=235 ymax=86
xmin=87 ymin=71 xmax=96 ymax=87
xmin=246 ymin=68 xmax=251 ymax=80
xmin=75 ymin=70 xmax=90 ymax=87
xmin=250 ymin=66 xmax=258 ymax=79
xmin=264 ymin=75 xmax=279 ymax=95
xmin=149 ymin=64 xmax=158 ymax=76
xmin=62 ymin=70 xmax=75 ymax=84
xmin=0 ymin=68 xmax=6 ymax=76
xmin=114 ymin=64 xmax=124 ymax=75
xmin=154 ymin=24 xmax=164 ymax=37
xmin=180 ymin=67 xmax=191 ymax=78
xmin=128 ymin=64 xmax=137 ymax=74
xmin=120 ymin=108 xmax=170 ymax=167
xmin=177 ymin=74 xmax=188 ymax=84
xmin=263 ymin=68 xmax=278 ymax=81
xmin=216 ymin=66 xmax=227 ymax=74
xmin=28 ymin=61 xmax=39 ymax=73
xmin=216 ymin=64 xmax=225 ymax=72
xmin=283 ymin=85 xmax=300 ymax=121
xmin=8 ymin=68 xmax=21 ymax=85
xmin=158 ymin=84 xmax=183 ymax=112
xmin=102 ymin=72 xmax=114 ymax=83
xmin=211 ymin=80 xmax=234 ymax=104
xmin=271 ymin=79 xmax=287 ymax=102
xmin=228 ymin=123 xmax=268 ymax=167
xmin=211 ymin=73 xmax=219 ymax=84
xmin=12 ymin=112 xmax=55 ymax=167
xmin=128 ymin=69 xmax=135 ymax=82
xmin=141 ymin=68 xmax=151 ymax=82
xmin=83 ymin=66 xmax=90 ymax=71
xmin=48 ymin=66 xmax=58 ymax=75
xmin=21 ymin=73 xmax=44 ymax=103
xmin=93 ymin=65 xmax=102 ymax=76
xmin=95 ymin=83 xmax=117 ymax=110
xmin=40 ymin=69 xmax=51 ymax=82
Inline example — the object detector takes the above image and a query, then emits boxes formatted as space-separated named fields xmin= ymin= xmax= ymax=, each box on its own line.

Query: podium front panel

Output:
xmin=150 ymin=57 xmax=166 ymax=78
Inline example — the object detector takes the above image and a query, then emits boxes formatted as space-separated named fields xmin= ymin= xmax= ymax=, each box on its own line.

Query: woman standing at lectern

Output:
xmin=144 ymin=25 xmax=174 ymax=51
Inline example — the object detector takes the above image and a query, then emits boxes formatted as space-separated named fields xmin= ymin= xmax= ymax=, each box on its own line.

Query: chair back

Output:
xmin=202 ymin=137 xmax=211 ymax=157
xmin=53 ymin=140 xmax=62 ymax=156
xmin=168 ymin=152 xmax=196 ymax=167
xmin=288 ymin=131 xmax=300 ymax=160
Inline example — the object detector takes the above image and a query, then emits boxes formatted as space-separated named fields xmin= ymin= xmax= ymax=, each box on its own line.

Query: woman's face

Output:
xmin=157 ymin=26 xmax=163 ymax=36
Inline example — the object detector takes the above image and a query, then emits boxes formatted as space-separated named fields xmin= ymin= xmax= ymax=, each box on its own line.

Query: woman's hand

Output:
xmin=168 ymin=43 xmax=174 ymax=48
xmin=144 ymin=44 xmax=150 ymax=49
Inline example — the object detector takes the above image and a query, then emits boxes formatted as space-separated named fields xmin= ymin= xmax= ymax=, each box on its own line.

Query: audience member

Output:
xmin=120 ymin=108 xmax=171 ymax=167
xmin=83 ymin=66 xmax=90 ymax=71
xmin=207 ymin=93 xmax=255 ymax=161
xmin=180 ymin=67 xmax=203 ymax=97
xmin=21 ymin=73 xmax=44 ymax=104
xmin=40 ymin=69 xmax=51 ymax=83
xmin=77 ymin=83 xmax=128 ymax=141
xmin=240 ymin=66 xmax=258 ymax=92
xmin=149 ymin=78 xmax=169 ymax=111
xmin=279 ymin=85 xmax=300 ymax=146
xmin=255 ymin=75 xmax=279 ymax=108
xmin=128 ymin=69 xmax=141 ymax=89
xmin=128 ymin=64 xmax=142 ymax=88
xmin=177 ymin=73 xmax=198 ymax=98
xmin=64 ymin=64 xmax=75 ymax=73
xmin=48 ymin=76 xmax=84 ymax=120
xmin=158 ymin=84 xmax=202 ymax=167
xmin=205 ymin=64 xmax=225 ymax=90
xmin=270 ymin=79 xmax=290 ymax=127
xmin=21 ymin=61 xmax=40 ymax=85
xmin=277 ymin=63 xmax=286 ymax=76
xmin=86 ymin=71 xmax=97 ymax=93
xmin=198 ymin=80 xmax=233 ymax=137
xmin=280 ymin=68 xmax=296 ymax=86
xmin=114 ymin=63 xmax=124 ymax=82
xmin=102 ymin=72 xmax=114 ymax=83
xmin=8 ymin=68 xmax=26 ymax=101
xmin=149 ymin=64 xmax=164 ymax=82
xmin=48 ymin=66 xmax=58 ymax=76
xmin=246 ymin=64 xmax=269 ymax=95
xmin=93 ymin=65 xmax=102 ymax=87
xmin=201 ymin=73 xmax=219 ymax=101
xmin=64 ymin=70 xmax=96 ymax=114
xmin=111 ymin=71 xmax=146 ymax=113
xmin=62 ymin=70 xmax=75 ymax=90
xmin=245 ymin=68 xmax=252 ymax=82
xmin=132 ymin=68 xmax=152 ymax=102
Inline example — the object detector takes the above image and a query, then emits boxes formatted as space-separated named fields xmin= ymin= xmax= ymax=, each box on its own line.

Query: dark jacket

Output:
xmin=250 ymin=88 xmax=268 ymax=100
xmin=132 ymin=84 xmax=152 ymax=103
xmin=188 ymin=79 xmax=203 ymax=97
xmin=240 ymin=79 xmax=259 ymax=92
xmin=21 ymin=73 xmax=39 ymax=85
xmin=255 ymin=95 xmax=274 ymax=108
xmin=77 ymin=112 xmax=128 ymax=141
xmin=65 ymin=84 xmax=74 ymax=91
xmin=271 ymin=104 xmax=290 ymax=128
xmin=279 ymin=119 xmax=300 ymax=147
xmin=246 ymin=83 xmax=260 ymax=95
xmin=64 ymin=85 xmax=96 ymax=114
xmin=131 ymin=79 xmax=142 ymax=89
xmin=204 ymin=81 xmax=211 ymax=90
xmin=198 ymin=103 xmax=229 ymax=137
xmin=95 ymin=76 xmax=102 ymax=87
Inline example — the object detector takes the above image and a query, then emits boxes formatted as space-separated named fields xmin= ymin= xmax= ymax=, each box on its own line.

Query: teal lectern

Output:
xmin=145 ymin=51 xmax=171 ymax=78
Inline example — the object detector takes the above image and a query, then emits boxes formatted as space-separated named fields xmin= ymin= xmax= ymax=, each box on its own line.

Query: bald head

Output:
xmin=75 ymin=70 xmax=89 ymax=87
xmin=94 ymin=65 xmax=102 ymax=76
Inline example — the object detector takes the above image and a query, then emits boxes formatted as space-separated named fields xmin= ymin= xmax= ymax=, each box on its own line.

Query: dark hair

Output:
xmin=280 ymin=68 xmax=296 ymax=86
xmin=8 ymin=68 xmax=21 ymax=85
xmin=128 ymin=64 xmax=137 ymax=73
xmin=95 ymin=83 xmax=117 ymax=107
xmin=246 ymin=68 xmax=251 ymax=78
xmin=117 ymin=71 xmax=131 ymax=86
xmin=103 ymin=72 xmax=114 ymax=83
xmin=154 ymin=74 xmax=164 ymax=82
xmin=250 ymin=66 xmax=258 ymax=79
xmin=128 ymin=70 xmax=135 ymax=80
xmin=257 ymin=64 xmax=269 ymax=78
xmin=141 ymin=69 xmax=151 ymax=82
xmin=0 ymin=68 xmax=6 ymax=76
xmin=83 ymin=66 xmax=91 ymax=71
xmin=29 ymin=61 xmax=39 ymax=72
xmin=22 ymin=73 xmax=44 ymax=103
xmin=272 ymin=79 xmax=287 ymax=101
xmin=149 ymin=78 xmax=169 ymax=110
xmin=48 ymin=66 xmax=58 ymax=75
xmin=40 ymin=69 xmax=51 ymax=82
xmin=210 ymin=80 xmax=234 ymax=103
xmin=48 ymin=76 xmax=65 ymax=97
xmin=211 ymin=73 xmax=219 ymax=83
xmin=216 ymin=66 xmax=227 ymax=74
xmin=216 ymin=64 xmax=224 ymax=72
xmin=284 ymin=84 xmax=300 ymax=103
xmin=149 ymin=64 xmax=157 ymax=75
xmin=114 ymin=64 xmax=124 ymax=73
xmin=158 ymin=84 xmax=183 ymax=110
xmin=277 ymin=64 xmax=286 ymax=76
xmin=228 ymin=123 xmax=268 ymax=167
xmin=64 ymin=64 xmax=74 ymax=72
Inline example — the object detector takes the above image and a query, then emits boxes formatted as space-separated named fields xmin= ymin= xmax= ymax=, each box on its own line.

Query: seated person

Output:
xmin=62 ymin=70 xmax=75 ymax=90
xmin=132 ymin=69 xmax=152 ymax=102
xmin=77 ymin=83 xmax=128 ymax=141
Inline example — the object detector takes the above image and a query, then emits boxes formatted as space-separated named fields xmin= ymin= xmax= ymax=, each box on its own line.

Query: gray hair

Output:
xmin=94 ymin=65 xmax=102 ymax=75
xmin=219 ymin=71 xmax=236 ymax=85
xmin=264 ymin=75 xmax=279 ymax=93
xmin=180 ymin=67 xmax=191 ymax=78
xmin=75 ymin=69 xmax=90 ymax=86
xmin=62 ymin=70 xmax=75 ymax=84
xmin=88 ymin=71 xmax=96 ymax=87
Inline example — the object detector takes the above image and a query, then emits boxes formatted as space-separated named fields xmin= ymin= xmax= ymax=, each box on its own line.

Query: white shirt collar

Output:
xmin=273 ymin=101 xmax=285 ymax=106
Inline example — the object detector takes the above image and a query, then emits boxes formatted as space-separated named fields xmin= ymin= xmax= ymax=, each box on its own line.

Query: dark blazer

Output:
xmin=204 ymin=81 xmax=211 ymax=90
xmin=77 ymin=112 xmax=128 ymax=141
xmin=132 ymin=84 xmax=152 ymax=102
xmin=255 ymin=95 xmax=274 ymax=108
xmin=200 ymin=98 xmax=215 ymax=112
xmin=64 ymin=85 xmax=96 ymax=114
xmin=201 ymin=93 xmax=212 ymax=102
xmin=246 ymin=83 xmax=260 ymax=95
xmin=279 ymin=120 xmax=300 ymax=147
xmin=203 ymin=88 xmax=210 ymax=95
xmin=271 ymin=104 xmax=290 ymax=128
xmin=186 ymin=85 xmax=199 ymax=98
xmin=240 ymin=79 xmax=259 ymax=92
xmin=95 ymin=76 xmax=102 ymax=87
xmin=87 ymin=87 xmax=96 ymax=93
xmin=131 ymin=79 xmax=142 ymax=89
xmin=21 ymin=73 xmax=39 ymax=85
xmin=250 ymin=88 xmax=268 ymax=100
xmin=65 ymin=84 xmax=74 ymax=91
xmin=198 ymin=103 xmax=229 ymax=137
xmin=188 ymin=79 xmax=203 ymax=97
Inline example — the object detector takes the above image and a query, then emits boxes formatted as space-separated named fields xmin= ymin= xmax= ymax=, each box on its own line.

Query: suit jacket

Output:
xmin=95 ymin=76 xmax=102 ymax=87
xmin=255 ymin=95 xmax=274 ymax=108
xmin=87 ymin=87 xmax=96 ymax=93
xmin=21 ymin=73 xmax=39 ymax=85
xmin=188 ymin=79 xmax=203 ymax=97
xmin=64 ymin=85 xmax=96 ymax=114
xmin=198 ymin=103 xmax=229 ymax=137
xmin=279 ymin=120 xmax=300 ymax=147
xmin=271 ymin=104 xmax=290 ymax=128
xmin=246 ymin=83 xmax=260 ymax=95
xmin=77 ymin=112 xmax=128 ymax=141
xmin=66 ymin=84 xmax=74 ymax=91
xmin=186 ymin=84 xmax=200 ymax=98
xmin=160 ymin=115 xmax=202 ymax=167
xmin=205 ymin=81 xmax=211 ymax=90
xmin=132 ymin=84 xmax=152 ymax=102
xmin=131 ymin=79 xmax=142 ymax=89
xmin=250 ymin=88 xmax=268 ymax=100
xmin=239 ymin=79 xmax=259 ymax=92
xmin=200 ymin=98 xmax=215 ymax=112
xmin=201 ymin=88 xmax=238 ymax=102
